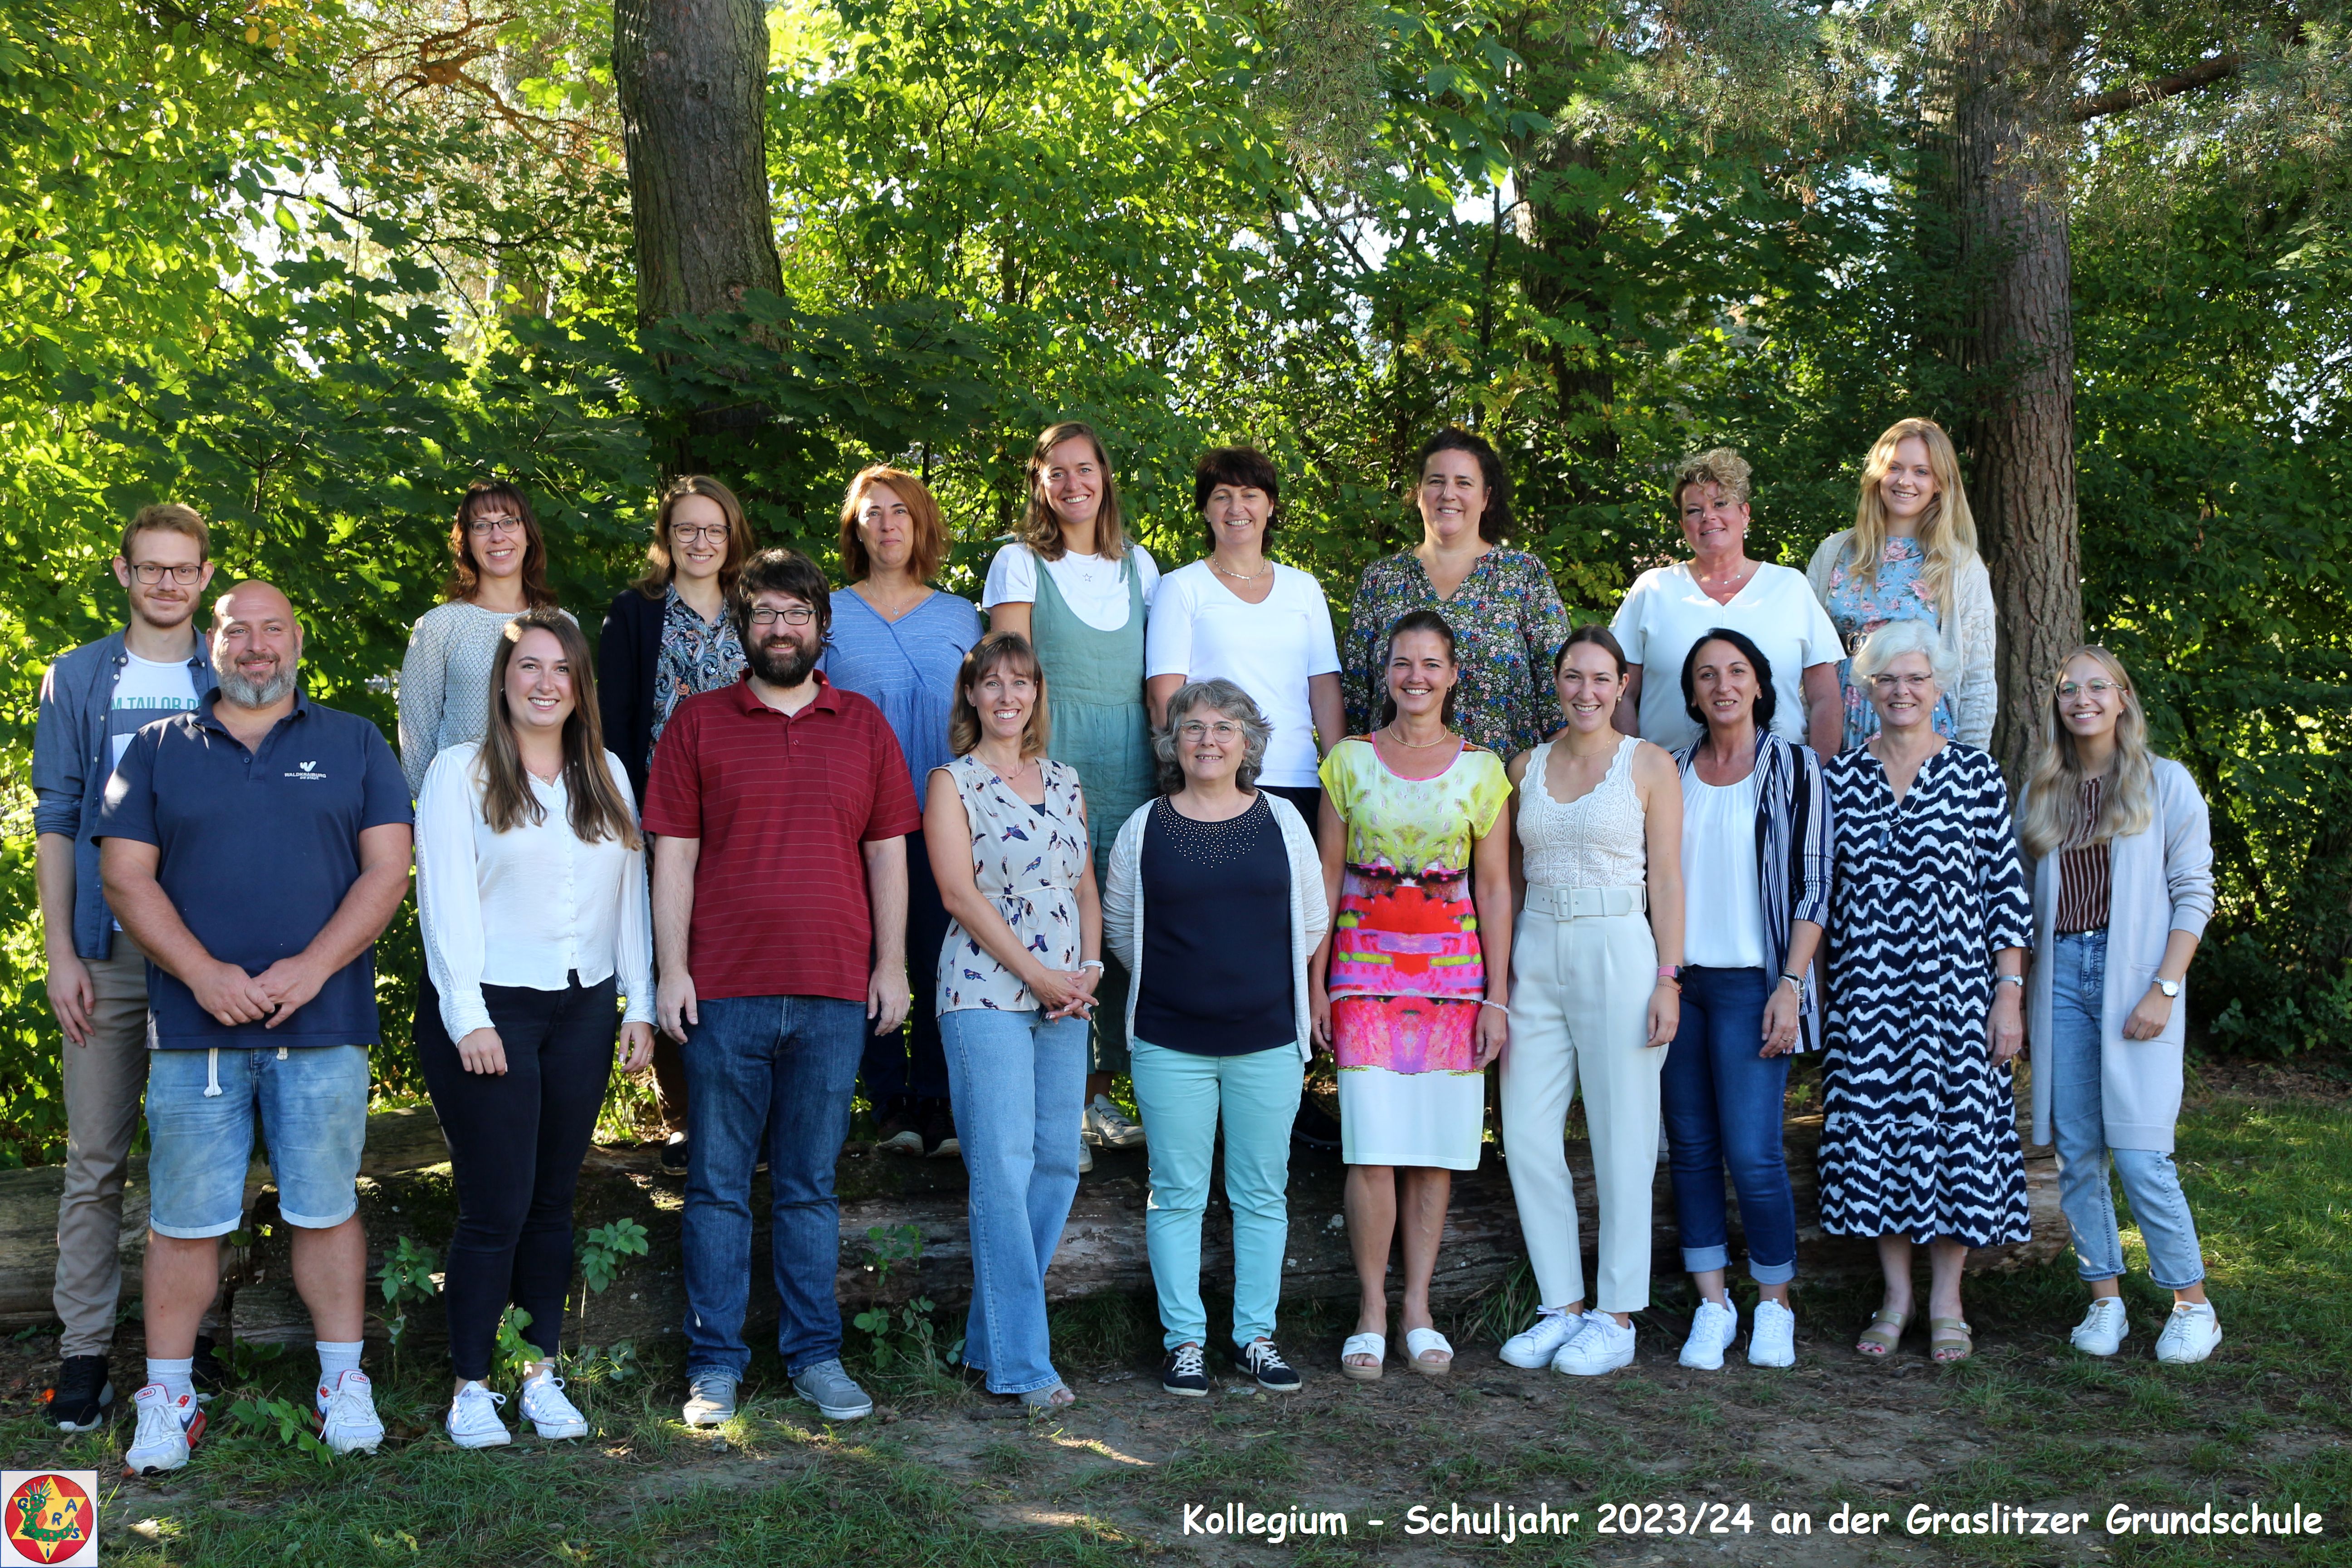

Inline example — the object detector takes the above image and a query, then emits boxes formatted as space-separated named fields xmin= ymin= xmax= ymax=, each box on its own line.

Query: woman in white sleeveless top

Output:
xmin=1499 ymin=625 xmax=1684 ymax=1377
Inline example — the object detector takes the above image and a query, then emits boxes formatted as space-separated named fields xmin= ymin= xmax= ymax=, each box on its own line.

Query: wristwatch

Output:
xmin=2153 ymin=976 xmax=2181 ymax=998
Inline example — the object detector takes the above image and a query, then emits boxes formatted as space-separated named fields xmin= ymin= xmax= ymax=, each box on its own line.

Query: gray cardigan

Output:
xmin=2024 ymin=756 xmax=2215 ymax=1153
xmin=1102 ymin=792 xmax=1330 ymax=1061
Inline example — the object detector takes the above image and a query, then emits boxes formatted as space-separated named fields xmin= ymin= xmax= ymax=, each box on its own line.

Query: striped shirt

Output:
xmin=2055 ymin=775 xmax=2113 ymax=934
xmin=1673 ymin=731 xmax=1834 ymax=1052
xmin=642 ymin=674 xmax=921 ymax=1003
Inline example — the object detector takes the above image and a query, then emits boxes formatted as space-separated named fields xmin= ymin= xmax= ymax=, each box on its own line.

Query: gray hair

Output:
xmin=1852 ymin=618 xmax=1959 ymax=691
xmin=1153 ymin=678 xmax=1272 ymax=794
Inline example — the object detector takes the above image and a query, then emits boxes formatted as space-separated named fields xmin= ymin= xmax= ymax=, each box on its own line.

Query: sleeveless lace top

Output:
xmin=1517 ymin=735 xmax=1647 ymax=890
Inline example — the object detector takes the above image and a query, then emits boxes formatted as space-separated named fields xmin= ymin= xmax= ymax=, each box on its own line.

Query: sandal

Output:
xmin=1929 ymin=1318 xmax=1974 ymax=1364
xmin=1019 ymin=1383 xmax=1077 ymax=1410
xmin=1404 ymin=1327 xmax=1454 ymax=1377
xmin=1339 ymin=1333 xmax=1386 ymax=1382
xmin=1855 ymin=1310 xmax=1907 ymax=1358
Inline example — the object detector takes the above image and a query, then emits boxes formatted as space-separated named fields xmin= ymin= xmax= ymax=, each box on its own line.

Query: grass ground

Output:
xmin=1 ymin=1084 xmax=2342 ymax=1567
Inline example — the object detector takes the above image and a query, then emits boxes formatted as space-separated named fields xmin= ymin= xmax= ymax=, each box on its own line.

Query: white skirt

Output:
xmin=1338 ymin=1064 xmax=1486 ymax=1170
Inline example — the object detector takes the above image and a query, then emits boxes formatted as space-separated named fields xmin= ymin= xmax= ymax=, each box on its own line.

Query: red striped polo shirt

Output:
xmin=643 ymin=673 xmax=920 ymax=1002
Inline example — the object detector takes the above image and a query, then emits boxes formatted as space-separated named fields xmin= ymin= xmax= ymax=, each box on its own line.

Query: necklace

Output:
xmin=1211 ymin=557 xmax=1270 ymax=583
xmin=1383 ymin=723 xmax=1455 ymax=750
xmin=983 ymin=754 xmax=1035 ymax=790
xmin=1695 ymin=557 xmax=1755 ymax=593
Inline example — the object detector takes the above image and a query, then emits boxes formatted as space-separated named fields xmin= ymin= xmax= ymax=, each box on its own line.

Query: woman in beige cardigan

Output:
xmin=1807 ymin=418 xmax=1996 ymax=750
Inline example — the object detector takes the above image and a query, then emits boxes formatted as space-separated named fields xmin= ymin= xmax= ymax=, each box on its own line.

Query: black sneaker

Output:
xmin=874 ymin=1096 xmax=923 ymax=1155
xmin=658 ymin=1133 xmax=690 ymax=1175
xmin=1161 ymin=1343 xmax=1210 ymax=1398
xmin=920 ymin=1098 xmax=960 ymax=1159
xmin=191 ymin=1335 xmax=226 ymax=1404
xmin=43 ymin=1355 xmax=113 ymax=1432
xmin=1238 ymin=1338 xmax=1301 ymax=1392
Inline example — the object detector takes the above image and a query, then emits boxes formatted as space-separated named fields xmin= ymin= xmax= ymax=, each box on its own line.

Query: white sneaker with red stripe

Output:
xmin=316 ymin=1369 xmax=386 ymax=1455
xmin=125 ymin=1383 xmax=205 ymax=1475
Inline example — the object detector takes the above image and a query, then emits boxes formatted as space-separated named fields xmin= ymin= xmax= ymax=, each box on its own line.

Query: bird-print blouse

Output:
xmin=1343 ymin=549 xmax=1572 ymax=759
xmin=934 ymin=754 xmax=1090 ymax=1015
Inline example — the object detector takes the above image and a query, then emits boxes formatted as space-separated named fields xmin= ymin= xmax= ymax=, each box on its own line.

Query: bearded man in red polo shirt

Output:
xmin=645 ymin=547 xmax=920 ymax=1427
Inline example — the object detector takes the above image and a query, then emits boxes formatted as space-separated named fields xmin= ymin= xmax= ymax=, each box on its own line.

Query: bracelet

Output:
xmin=1780 ymin=972 xmax=1805 ymax=994
xmin=1479 ymin=999 xmax=1511 ymax=1013
xmin=1996 ymin=974 xmax=2025 ymax=989
xmin=1078 ymin=959 xmax=1105 ymax=972
xmin=1656 ymin=964 xmax=1681 ymax=981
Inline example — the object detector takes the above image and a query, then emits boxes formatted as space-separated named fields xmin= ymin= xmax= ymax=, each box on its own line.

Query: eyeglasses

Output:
xmin=670 ymin=523 xmax=729 ymax=544
xmin=466 ymin=514 xmax=524 ymax=538
xmin=128 ymin=562 xmax=205 ymax=585
xmin=1869 ymin=673 xmax=1935 ymax=692
xmin=748 ymin=606 xmax=815 ymax=628
xmin=2057 ymin=680 xmax=2122 ymax=699
xmin=1176 ymin=720 xmax=1244 ymax=742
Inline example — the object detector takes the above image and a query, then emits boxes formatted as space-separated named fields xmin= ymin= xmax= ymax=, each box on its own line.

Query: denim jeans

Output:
xmin=1129 ymin=1039 xmax=1303 ymax=1352
xmin=2047 ymin=930 xmax=2206 ymax=1289
xmin=940 ymin=1005 xmax=1089 ymax=1394
xmin=147 ymin=1044 xmax=371 ymax=1238
xmin=1660 ymin=966 xmax=1797 ymax=1284
xmin=860 ymin=829 xmax=952 ymax=1103
xmin=681 ymin=994 xmax=867 ymax=1380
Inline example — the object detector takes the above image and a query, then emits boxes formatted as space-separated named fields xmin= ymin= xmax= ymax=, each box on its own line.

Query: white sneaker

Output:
xmin=317 ymin=1369 xmax=385 ymax=1455
xmin=1679 ymin=1297 xmax=1740 ymax=1370
xmin=1747 ymin=1299 xmax=1796 ymax=1367
xmin=446 ymin=1382 xmax=511 ymax=1450
xmin=1083 ymin=1094 xmax=1146 ymax=1148
xmin=1499 ymin=1309 xmax=1585 ymax=1369
xmin=520 ymin=1372 xmax=589 ymax=1439
xmin=1552 ymin=1313 xmax=1637 ymax=1376
xmin=124 ymin=1383 xmax=204 ymax=1475
xmin=2070 ymin=1298 xmax=2131 ymax=1357
xmin=1077 ymin=1137 xmax=1093 ymax=1173
xmin=2155 ymin=1302 xmax=2222 ymax=1364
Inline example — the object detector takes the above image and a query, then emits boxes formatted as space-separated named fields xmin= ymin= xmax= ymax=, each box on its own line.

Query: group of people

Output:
xmin=31 ymin=415 xmax=2222 ymax=1474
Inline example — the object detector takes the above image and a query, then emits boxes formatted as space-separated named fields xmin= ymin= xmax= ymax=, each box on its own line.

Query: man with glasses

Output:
xmin=644 ymin=548 xmax=918 ymax=1427
xmin=32 ymin=504 xmax=224 ymax=1433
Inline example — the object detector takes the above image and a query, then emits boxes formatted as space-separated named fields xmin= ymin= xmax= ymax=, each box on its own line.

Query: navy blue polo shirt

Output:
xmin=94 ymin=691 xmax=412 ymax=1050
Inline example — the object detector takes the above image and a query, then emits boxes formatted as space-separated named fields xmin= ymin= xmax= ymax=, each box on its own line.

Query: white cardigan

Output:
xmin=1806 ymin=529 xmax=1997 ymax=749
xmin=2024 ymin=757 xmax=2215 ymax=1153
xmin=1102 ymin=791 xmax=1330 ymax=1062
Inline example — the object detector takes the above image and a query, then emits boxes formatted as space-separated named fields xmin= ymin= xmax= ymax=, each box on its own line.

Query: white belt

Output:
xmin=1524 ymin=883 xmax=1645 ymax=918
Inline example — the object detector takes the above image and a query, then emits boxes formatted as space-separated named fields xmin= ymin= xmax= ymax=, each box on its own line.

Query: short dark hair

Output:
xmin=1553 ymin=622 xmax=1627 ymax=676
xmin=1680 ymin=627 xmax=1777 ymax=731
xmin=1194 ymin=446 xmax=1283 ymax=544
xmin=1413 ymin=427 xmax=1515 ymax=543
xmin=729 ymin=547 xmax=833 ymax=647
xmin=1377 ymin=608 xmax=1460 ymax=729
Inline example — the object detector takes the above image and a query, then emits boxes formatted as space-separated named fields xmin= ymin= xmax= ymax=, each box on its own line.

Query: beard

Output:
xmin=216 ymin=653 xmax=301 ymax=709
xmin=748 ymin=634 xmax=818 ymax=688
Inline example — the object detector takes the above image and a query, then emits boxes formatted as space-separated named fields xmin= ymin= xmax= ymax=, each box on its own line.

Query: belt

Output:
xmin=1524 ymin=883 xmax=1645 ymax=918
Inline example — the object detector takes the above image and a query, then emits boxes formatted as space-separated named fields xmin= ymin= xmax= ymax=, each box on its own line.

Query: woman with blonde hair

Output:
xmin=1806 ymin=418 xmax=1996 ymax=750
xmin=2018 ymin=647 xmax=2220 ymax=1363
xmin=982 ymin=422 xmax=1158 ymax=1159
xmin=823 ymin=465 xmax=982 ymax=1159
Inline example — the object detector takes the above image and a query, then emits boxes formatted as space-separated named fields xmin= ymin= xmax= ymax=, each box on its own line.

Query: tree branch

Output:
xmin=2068 ymin=28 xmax=2308 ymax=125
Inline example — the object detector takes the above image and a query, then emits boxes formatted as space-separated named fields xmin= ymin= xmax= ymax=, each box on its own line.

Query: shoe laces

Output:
xmin=688 ymin=1374 xmax=734 ymax=1405
xmin=1170 ymin=1344 xmax=1206 ymax=1377
xmin=453 ymin=1383 xmax=507 ymax=1417
xmin=1244 ymin=1340 xmax=1289 ymax=1372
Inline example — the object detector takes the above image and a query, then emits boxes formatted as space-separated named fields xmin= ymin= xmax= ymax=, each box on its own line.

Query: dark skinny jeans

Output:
xmin=416 ymin=972 xmax=617 ymax=1380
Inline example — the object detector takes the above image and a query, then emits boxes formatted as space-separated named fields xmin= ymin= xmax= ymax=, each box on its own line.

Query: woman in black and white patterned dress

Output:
xmin=1818 ymin=621 xmax=2031 ymax=1365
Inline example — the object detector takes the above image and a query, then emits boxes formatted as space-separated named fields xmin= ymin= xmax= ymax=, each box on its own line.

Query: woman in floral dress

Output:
xmin=1343 ymin=428 xmax=1570 ymax=758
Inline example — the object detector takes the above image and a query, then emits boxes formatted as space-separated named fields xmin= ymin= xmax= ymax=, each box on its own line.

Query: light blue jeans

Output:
xmin=147 ymin=1045 xmax=371 ymax=1238
xmin=1130 ymin=1039 xmax=1303 ymax=1353
xmin=2047 ymin=930 xmax=2206 ymax=1289
xmin=939 ymin=1005 xmax=1090 ymax=1394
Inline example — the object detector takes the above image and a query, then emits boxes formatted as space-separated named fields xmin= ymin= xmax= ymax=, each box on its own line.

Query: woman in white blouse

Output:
xmin=415 ymin=610 xmax=655 ymax=1451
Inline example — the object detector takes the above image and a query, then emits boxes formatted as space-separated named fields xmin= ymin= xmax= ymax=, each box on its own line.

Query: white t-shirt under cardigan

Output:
xmin=981 ymin=540 xmax=1161 ymax=632
xmin=1681 ymin=770 xmax=1766 ymax=969
xmin=1144 ymin=559 xmax=1342 ymax=789
xmin=1611 ymin=560 xmax=1840 ymax=754
xmin=416 ymin=740 xmax=655 ymax=1043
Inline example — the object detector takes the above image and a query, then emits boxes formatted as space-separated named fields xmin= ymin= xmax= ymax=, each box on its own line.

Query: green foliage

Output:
xmin=229 ymin=1394 xmax=336 ymax=1463
xmin=851 ymin=1223 xmax=960 ymax=1370
xmin=494 ymin=1306 xmax=541 ymax=1381
xmin=576 ymin=1216 xmax=650 ymax=1295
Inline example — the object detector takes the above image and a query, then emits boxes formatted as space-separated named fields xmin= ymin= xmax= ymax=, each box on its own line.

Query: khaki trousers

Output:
xmin=1502 ymin=902 xmax=1663 ymax=1314
xmin=55 ymin=931 xmax=152 ymax=1357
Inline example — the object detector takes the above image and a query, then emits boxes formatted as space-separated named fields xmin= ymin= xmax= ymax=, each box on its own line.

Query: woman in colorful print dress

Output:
xmin=1806 ymin=418 xmax=1997 ymax=751
xmin=1342 ymin=428 xmax=1570 ymax=759
xmin=1313 ymin=610 xmax=1513 ymax=1382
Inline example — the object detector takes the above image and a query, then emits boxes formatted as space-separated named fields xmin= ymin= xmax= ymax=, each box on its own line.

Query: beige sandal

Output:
xmin=1339 ymin=1333 xmax=1385 ymax=1382
xmin=1855 ymin=1310 xmax=1907 ymax=1357
xmin=1929 ymin=1318 xmax=1974 ymax=1363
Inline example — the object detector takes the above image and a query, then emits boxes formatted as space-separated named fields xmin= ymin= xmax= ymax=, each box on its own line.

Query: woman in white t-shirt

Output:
xmin=981 ymin=421 xmax=1158 ymax=1152
xmin=1610 ymin=449 xmax=1841 ymax=758
xmin=1145 ymin=446 xmax=1343 ymax=822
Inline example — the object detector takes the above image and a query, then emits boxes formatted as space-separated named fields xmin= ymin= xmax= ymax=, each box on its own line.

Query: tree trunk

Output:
xmin=1939 ymin=15 xmax=2085 ymax=781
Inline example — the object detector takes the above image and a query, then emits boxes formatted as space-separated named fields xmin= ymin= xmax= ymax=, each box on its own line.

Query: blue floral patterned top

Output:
xmin=1822 ymin=538 xmax=1957 ymax=751
xmin=650 ymin=586 xmax=746 ymax=769
xmin=1342 ymin=549 xmax=1571 ymax=759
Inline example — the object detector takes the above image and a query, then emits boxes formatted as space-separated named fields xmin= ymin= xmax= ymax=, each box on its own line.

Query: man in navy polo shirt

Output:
xmin=647 ymin=547 xmax=919 ymax=1429
xmin=96 ymin=580 xmax=413 ymax=1475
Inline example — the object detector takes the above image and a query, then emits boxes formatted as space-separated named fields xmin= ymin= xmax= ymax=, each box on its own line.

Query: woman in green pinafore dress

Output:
xmin=982 ymin=421 xmax=1161 ymax=1157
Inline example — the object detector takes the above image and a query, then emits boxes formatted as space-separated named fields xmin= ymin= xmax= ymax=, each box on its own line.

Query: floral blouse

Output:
xmin=1343 ymin=549 xmax=1571 ymax=759
xmin=934 ymin=754 xmax=1090 ymax=1015
xmin=1822 ymin=538 xmax=1957 ymax=751
xmin=650 ymin=586 xmax=746 ymax=764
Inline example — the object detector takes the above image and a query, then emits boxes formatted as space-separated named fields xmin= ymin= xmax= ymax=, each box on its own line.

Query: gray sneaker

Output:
xmin=681 ymin=1371 xmax=737 ymax=1428
xmin=789 ymin=1358 xmax=874 ymax=1420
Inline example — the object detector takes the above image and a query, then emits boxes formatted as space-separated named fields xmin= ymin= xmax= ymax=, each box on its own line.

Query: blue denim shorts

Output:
xmin=146 ymin=1045 xmax=371 ymax=1239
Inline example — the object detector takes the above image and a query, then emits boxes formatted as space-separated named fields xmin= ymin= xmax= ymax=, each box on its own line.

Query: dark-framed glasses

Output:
xmin=129 ymin=562 xmax=205 ymax=585
xmin=748 ymin=606 xmax=815 ymax=628
xmin=671 ymin=522 xmax=729 ymax=544
xmin=466 ymin=514 xmax=524 ymax=538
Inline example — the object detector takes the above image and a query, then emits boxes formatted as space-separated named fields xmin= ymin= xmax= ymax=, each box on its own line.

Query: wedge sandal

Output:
xmin=1928 ymin=1318 xmax=1974 ymax=1363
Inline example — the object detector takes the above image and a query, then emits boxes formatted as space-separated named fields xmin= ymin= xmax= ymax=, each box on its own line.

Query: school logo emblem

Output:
xmin=285 ymin=759 xmax=326 ymax=780
xmin=1 ymin=1471 xmax=96 ymax=1567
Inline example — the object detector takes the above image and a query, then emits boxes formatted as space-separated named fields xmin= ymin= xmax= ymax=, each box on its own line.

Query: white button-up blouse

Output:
xmin=416 ymin=740 xmax=655 ymax=1041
